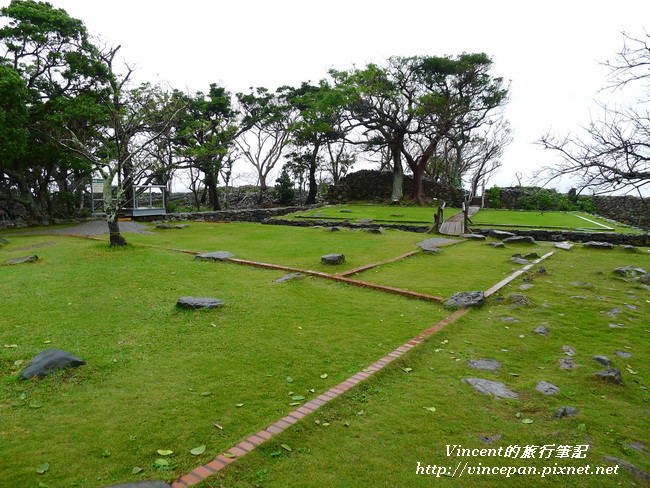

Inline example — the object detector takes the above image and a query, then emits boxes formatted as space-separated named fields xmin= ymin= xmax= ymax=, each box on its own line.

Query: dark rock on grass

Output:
xmin=195 ymin=251 xmax=234 ymax=261
xmin=489 ymin=230 xmax=516 ymax=239
xmin=340 ymin=209 xmax=352 ymax=213
xmin=640 ymin=274 xmax=650 ymax=284
xmin=558 ymin=358 xmax=578 ymax=369
xmin=325 ymin=226 xmax=342 ymax=232
xmin=176 ymin=296 xmax=225 ymax=310
xmin=533 ymin=325 xmax=549 ymax=336
xmin=508 ymin=294 xmax=532 ymax=307
xmin=594 ymin=368 xmax=624 ymax=385
xmin=445 ymin=291 xmax=485 ymax=308
xmin=602 ymin=456 xmax=650 ymax=484
xmin=584 ymin=241 xmax=615 ymax=249
xmin=5 ymin=254 xmax=39 ymax=265
xmin=467 ymin=359 xmax=501 ymax=371
xmin=592 ymin=355 xmax=611 ymax=367
xmin=321 ymin=253 xmax=345 ymax=265
xmin=103 ymin=482 xmax=171 ymax=488
xmin=461 ymin=378 xmax=518 ymax=399
xmin=510 ymin=257 xmax=530 ymax=265
xmin=174 ymin=224 xmax=189 ymax=229
xmin=523 ymin=252 xmax=539 ymax=259
xmin=484 ymin=242 xmax=505 ymax=248
xmin=535 ymin=381 xmax=560 ymax=396
xmin=554 ymin=406 xmax=579 ymax=419
xmin=504 ymin=236 xmax=536 ymax=244
xmin=614 ymin=349 xmax=632 ymax=358
xmin=275 ymin=272 xmax=302 ymax=283
xmin=389 ymin=214 xmax=403 ymax=217
xmin=478 ymin=434 xmax=503 ymax=444
xmin=363 ymin=228 xmax=385 ymax=234
xmin=555 ymin=242 xmax=574 ymax=250
xmin=613 ymin=265 xmax=647 ymax=278
xmin=536 ymin=266 xmax=547 ymax=275
xmin=20 ymin=347 xmax=85 ymax=379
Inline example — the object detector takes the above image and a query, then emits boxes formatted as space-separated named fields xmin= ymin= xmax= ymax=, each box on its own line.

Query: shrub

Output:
xmin=486 ymin=186 xmax=502 ymax=208
xmin=275 ymin=167 xmax=295 ymax=206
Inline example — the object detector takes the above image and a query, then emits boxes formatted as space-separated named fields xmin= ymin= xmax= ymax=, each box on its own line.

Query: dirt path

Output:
xmin=0 ymin=219 xmax=155 ymax=237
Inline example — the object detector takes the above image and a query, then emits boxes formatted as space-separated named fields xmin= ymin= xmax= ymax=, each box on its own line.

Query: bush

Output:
xmin=275 ymin=167 xmax=295 ymax=206
xmin=486 ymin=186 xmax=502 ymax=208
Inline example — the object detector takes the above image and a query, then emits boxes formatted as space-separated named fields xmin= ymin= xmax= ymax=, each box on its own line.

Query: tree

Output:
xmin=236 ymin=86 xmax=294 ymax=203
xmin=537 ymin=32 xmax=650 ymax=195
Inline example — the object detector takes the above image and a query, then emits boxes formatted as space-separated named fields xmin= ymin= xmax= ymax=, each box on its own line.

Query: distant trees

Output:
xmin=538 ymin=32 xmax=650 ymax=195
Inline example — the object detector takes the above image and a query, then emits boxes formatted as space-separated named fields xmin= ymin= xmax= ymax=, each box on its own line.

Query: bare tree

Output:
xmin=537 ymin=32 xmax=650 ymax=195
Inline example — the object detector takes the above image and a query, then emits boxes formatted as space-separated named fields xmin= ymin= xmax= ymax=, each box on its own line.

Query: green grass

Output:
xmin=1 ymin=226 xmax=648 ymax=488
xmin=281 ymin=203 xmax=461 ymax=224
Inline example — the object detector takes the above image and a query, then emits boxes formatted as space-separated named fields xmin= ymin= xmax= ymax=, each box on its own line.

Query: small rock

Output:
xmin=173 ymin=224 xmax=189 ymax=229
xmin=445 ymin=291 xmax=485 ymax=308
xmin=619 ymin=245 xmax=637 ymax=251
xmin=321 ymin=253 xmax=345 ymax=265
xmin=504 ymin=236 xmax=536 ymax=244
xmin=5 ymin=254 xmax=39 ymax=265
xmin=613 ymin=265 xmax=647 ymax=278
xmin=555 ymin=242 xmax=574 ymax=250
xmin=508 ymin=294 xmax=532 ymax=307
xmin=519 ymin=284 xmax=534 ymax=290
xmin=558 ymin=358 xmax=578 ymax=369
xmin=639 ymin=274 xmax=650 ymax=284
xmin=594 ymin=368 xmax=624 ymax=385
xmin=510 ymin=257 xmax=530 ymax=265
xmin=389 ymin=214 xmax=402 ymax=217
xmin=484 ymin=242 xmax=505 ymax=248
xmin=363 ymin=228 xmax=385 ymax=234
xmin=554 ymin=406 xmax=579 ymax=419
xmin=489 ymin=230 xmax=516 ymax=239
xmin=562 ymin=345 xmax=576 ymax=356
xmin=340 ymin=209 xmax=352 ymax=213
xmin=176 ymin=297 xmax=225 ymax=309
xmin=608 ymin=323 xmax=625 ymax=328
xmin=501 ymin=317 xmax=520 ymax=322
xmin=584 ymin=241 xmax=614 ymax=249
xmin=592 ymin=355 xmax=611 ymax=367
xmin=608 ymin=308 xmax=622 ymax=318
xmin=523 ymin=252 xmax=539 ymax=259
xmin=356 ymin=218 xmax=373 ymax=223
xmin=467 ymin=359 xmax=501 ymax=371
xmin=536 ymin=266 xmax=547 ymax=275
xmin=460 ymin=234 xmax=486 ymax=240
xmin=275 ymin=273 xmax=302 ymax=283
xmin=535 ymin=380 xmax=560 ymax=396
xmin=625 ymin=441 xmax=649 ymax=455
xmin=195 ymin=251 xmax=234 ymax=261
xmin=614 ymin=349 xmax=632 ymax=358
xmin=478 ymin=434 xmax=503 ymax=444
xmin=21 ymin=348 xmax=85 ymax=379
xmin=325 ymin=226 xmax=341 ymax=232
xmin=461 ymin=378 xmax=518 ymax=399
xmin=533 ymin=325 xmax=549 ymax=336
xmin=156 ymin=223 xmax=173 ymax=229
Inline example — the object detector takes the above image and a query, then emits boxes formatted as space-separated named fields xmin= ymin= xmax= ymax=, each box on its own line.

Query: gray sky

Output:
xmin=8 ymin=0 xmax=650 ymax=191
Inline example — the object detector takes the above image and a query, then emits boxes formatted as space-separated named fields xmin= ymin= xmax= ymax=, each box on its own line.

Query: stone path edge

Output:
xmin=169 ymin=307 xmax=470 ymax=488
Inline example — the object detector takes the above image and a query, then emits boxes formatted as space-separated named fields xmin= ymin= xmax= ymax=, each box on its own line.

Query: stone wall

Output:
xmin=327 ymin=170 xmax=467 ymax=206
xmin=160 ymin=205 xmax=314 ymax=223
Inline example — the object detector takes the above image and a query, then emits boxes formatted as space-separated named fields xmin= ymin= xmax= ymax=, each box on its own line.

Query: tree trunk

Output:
xmin=107 ymin=219 xmax=127 ymax=247
xmin=204 ymin=169 xmax=221 ymax=211
xmin=305 ymin=144 xmax=320 ymax=205
xmin=410 ymin=165 xmax=425 ymax=204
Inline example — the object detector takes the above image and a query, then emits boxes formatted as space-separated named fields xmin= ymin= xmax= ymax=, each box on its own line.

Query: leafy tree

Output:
xmin=274 ymin=165 xmax=295 ymax=205
xmin=538 ymin=32 xmax=650 ymax=195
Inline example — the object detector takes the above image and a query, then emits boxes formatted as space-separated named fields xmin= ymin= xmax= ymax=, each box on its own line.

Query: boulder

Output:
xmin=584 ymin=241 xmax=615 ymax=249
xmin=461 ymin=378 xmax=518 ymax=399
xmin=275 ymin=273 xmax=302 ymax=283
xmin=594 ymin=368 xmax=624 ymax=385
xmin=503 ymin=236 xmax=536 ymax=244
xmin=5 ymin=254 xmax=39 ymax=265
xmin=467 ymin=359 xmax=501 ymax=371
xmin=555 ymin=242 xmax=574 ymax=250
xmin=20 ymin=347 xmax=85 ymax=379
xmin=321 ymin=253 xmax=345 ymax=265
xmin=535 ymin=380 xmax=560 ymax=396
xmin=176 ymin=296 xmax=225 ymax=309
xmin=592 ymin=355 xmax=611 ymax=367
xmin=554 ymin=406 xmax=579 ymax=419
xmin=488 ymin=230 xmax=516 ymax=239
xmin=445 ymin=291 xmax=485 ymax=308
xmin=195 ymin=251 xmax=234 ymax=261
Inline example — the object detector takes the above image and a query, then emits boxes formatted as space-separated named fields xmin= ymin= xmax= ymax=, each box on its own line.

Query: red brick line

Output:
xmin=336 ymin=250 xmax=420 ymax=277
xmin=484 ymin=251 xmax=554 ymax=297
xmin=170 ymin=307 xmax=469 ymax=488
xmin=229 ymin=258 xmax=444 ymax=302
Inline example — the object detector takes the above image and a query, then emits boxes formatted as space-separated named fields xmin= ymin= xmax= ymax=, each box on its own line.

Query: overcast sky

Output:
xmin=6 ymin=0 xmax=650 ymax=191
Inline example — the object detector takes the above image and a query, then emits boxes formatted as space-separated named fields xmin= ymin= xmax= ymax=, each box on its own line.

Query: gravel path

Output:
xmin=0 ymin=219 xmax=156 ymax=237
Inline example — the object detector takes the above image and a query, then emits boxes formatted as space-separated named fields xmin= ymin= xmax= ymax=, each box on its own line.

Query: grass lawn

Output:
xmin=1 ymin=226 xmax=648 ymax=488
xmin=281 ymin=203 xmax=461 ymax=224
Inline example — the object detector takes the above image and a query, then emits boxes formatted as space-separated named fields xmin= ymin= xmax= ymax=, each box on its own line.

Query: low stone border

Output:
xmin=472 ymin=228 xmax=650 ymax=247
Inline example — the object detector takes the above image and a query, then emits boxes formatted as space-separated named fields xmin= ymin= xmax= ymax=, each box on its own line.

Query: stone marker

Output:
xmin=195 ymin=251 xmax=234 ymax=261
xmin=584 ymin=241 xmax=615 ymax=249
xmin=275 ymin=273 xmax=302 ymax=283
xmin=461 ymin=378 xmax=518 ymax=399
xmin=558 ymin=357 xmax=578 ymax=369
xmin=484 ymin=242 xmax=505 ymax=248
xmin=176 ymin=296 xmax=225 ymax=309
xmin=535 ymin=380 xmax=560 ymax=396
xmin=445 ymin=291 xmax=485 ymax=308
xmin=460 ymin=234 xmax=486 ymax=240
xmin=592 ymin=355 xmax=611 ymax=367
xmin=533 ymin=325 xmax=549 ymax=336
xmin=467 ymin=359 xmax=501 ymax=371
xmin=5 ymin=254 xmax=39 ymax=265
xmin=594 ymin=368 xmax=624 ymax=385
xmin=555 ymin=242 xmax=574 ymax=250
xmin=103 ymin=482 xmax=171 ymax=488
xmin=321 ymin=253 xmax=345 ymax=265
xmin=489 ymin=230 xmax=516 ymax=239
xmin=554 ymin=406 xmax=579 ymax=419
xmin=504 ymin=236 xmax=536 ymax=244
xmin=21 ymin=347 xmax=85 ymax=379
xmin=614 ymin=349 xmax=632 ymax=358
